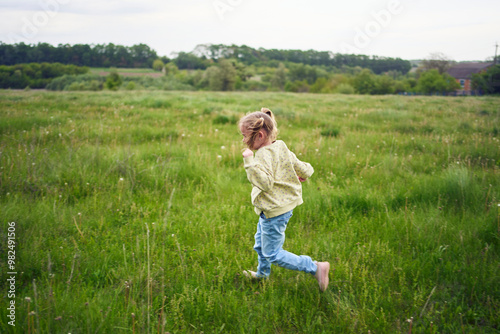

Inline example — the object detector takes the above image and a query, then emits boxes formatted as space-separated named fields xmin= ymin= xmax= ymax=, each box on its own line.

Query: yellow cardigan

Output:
xmin=243 ymin=140 xmax=314 ymax=218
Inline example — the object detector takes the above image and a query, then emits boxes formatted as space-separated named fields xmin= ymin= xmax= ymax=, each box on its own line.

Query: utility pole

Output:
xmin=495 ymin=42 xmax=498 ymax=65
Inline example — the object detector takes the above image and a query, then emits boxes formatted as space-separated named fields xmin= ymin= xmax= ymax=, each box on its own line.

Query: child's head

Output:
xmin=239 ymin=107 xmax=278 ymax=150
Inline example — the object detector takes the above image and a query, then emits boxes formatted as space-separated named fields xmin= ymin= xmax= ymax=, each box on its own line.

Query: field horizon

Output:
xmin=0 ymin=90 xmax=499 ymax=333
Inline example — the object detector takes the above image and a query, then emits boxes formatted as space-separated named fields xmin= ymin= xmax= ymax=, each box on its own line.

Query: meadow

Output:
xmin=0 ymin=90 xmax=499 ymax=333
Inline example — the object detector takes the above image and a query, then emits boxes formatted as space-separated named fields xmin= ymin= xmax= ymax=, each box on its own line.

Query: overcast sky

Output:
xmin=1 ymin=0 xmax=498 ymax=61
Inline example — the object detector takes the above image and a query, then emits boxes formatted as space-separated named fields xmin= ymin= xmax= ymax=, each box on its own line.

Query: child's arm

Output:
xmin=290 ymin=151 xmax=314 ymax=180
xmin=243 ymin=151 xmax=274 ymax=191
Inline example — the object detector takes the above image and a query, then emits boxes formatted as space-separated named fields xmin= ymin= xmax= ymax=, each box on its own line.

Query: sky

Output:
xmin=0 ymin=0 xmax=499 ymax=62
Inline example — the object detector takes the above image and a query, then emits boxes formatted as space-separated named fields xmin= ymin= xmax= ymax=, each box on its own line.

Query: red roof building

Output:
xmin=447 ymin=62 xmax=494 ymax=95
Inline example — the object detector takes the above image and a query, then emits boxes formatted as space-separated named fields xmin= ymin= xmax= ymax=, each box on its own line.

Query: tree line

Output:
xmin=1 ymin=42 xmax=497 ymax=95
xmin=38 ymin=58 xmax=463 ymax=96
xmin=174 ymin=44 xmax=411 ymax=74
xmin=0 ymin=62 xmax=88 ymax=89
xmin=0 ymin=42 xmax=158 ymax=68
xmin=0 ymin=42 xmax=411 ymax=74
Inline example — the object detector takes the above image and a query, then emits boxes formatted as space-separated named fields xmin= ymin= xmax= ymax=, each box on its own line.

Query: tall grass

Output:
xmin=0 ymin=90 xmax=499 ymax=333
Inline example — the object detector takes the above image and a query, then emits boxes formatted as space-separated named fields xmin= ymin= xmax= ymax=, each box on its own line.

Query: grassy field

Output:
xmin=0 ymin=90 xmax=499 ymax=333
xmin=89 ymin=68 xmax=163 ymax=77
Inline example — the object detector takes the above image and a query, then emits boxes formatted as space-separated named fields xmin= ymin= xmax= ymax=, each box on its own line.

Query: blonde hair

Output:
xmin=239 ymin=107 xmax=278 ymax=149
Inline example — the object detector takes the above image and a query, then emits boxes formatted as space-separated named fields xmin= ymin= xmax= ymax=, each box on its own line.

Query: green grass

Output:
xmin=0 ymin=90 xmax=499 ymax=333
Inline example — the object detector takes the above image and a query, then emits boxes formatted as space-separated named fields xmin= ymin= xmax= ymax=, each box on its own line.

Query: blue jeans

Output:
xmin=253 ymin=210 xmax=317 ymax=278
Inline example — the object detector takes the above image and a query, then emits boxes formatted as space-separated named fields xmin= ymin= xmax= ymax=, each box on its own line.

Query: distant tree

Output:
xmin=174 ymin=52 xmax=207 ymax=70
xmin=164 ymin=62 xmax=179 ymax=76
xmin=105 ymin=70 xmax=122 ymax=90
xmin=0 ymin=62 xmax=88 ymax=89
xmin=336 ymin=83 xmax=355 ymax=94
xmin=472 ymin=65 xmax=500 ymax=94
xmin=310 ymin=77 xmax=331 ymax=93
xmin=415 ymin=69 xmax=459 ymax=94
xmin=271 ymin=63 xmax=287 ymax=90
xmin=287 ymin=63 xmax=322 ymax=84
xmin=372 ymin=75 xmax=395 ymax=94
xmin=218 ymin=59 xmax=237 ymax=91
xmin=284 ymin=80 xmax=309 ymax=93
xmin=421 ymin=52 xmax=454 ymax=74
xmin=152 ymin=59 xmax=164 ymax=71
xmin=353 ymin=69 xmax=376 ymax=94
xmin=204 ymin=60 xmax=237 ymax=91
xmin=206 ymin=66 xmax=222 ymax=90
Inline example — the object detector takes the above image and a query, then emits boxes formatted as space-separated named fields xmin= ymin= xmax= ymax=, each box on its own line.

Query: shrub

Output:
xmin=336 ymin=83 xmax=355 ymax=94
xmin=46 ymin=74 xmax=105 ymax=91
xmin=152 ymin=59 xmax=165 ymax=71
xmin=105 ymin=70 xmax=122 ymax=91
xmin=0 ymin=63 xmax=88 ymax=89
xmin=126 ymin=81 xmax=136 ymax=90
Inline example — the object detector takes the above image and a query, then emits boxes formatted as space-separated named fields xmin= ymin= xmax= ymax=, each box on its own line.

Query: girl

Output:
xmin=239 ymin=107 xmax=330 ymax=292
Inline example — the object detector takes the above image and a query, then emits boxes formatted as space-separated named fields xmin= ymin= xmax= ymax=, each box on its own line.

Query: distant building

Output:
xmin=447 ymin=62 xmax=494 ymax=95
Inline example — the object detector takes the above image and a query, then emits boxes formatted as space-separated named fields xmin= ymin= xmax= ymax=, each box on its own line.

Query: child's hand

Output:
xmin=242 ymin=149 xmax=253 ymax=158
xmin=298 ymin=177 xmax=306 ymax=182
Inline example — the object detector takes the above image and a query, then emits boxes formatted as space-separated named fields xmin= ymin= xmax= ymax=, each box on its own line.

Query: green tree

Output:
xmin=164 ymin=62 xmax=179 ymax=76
xmin=416 ymin=69 xmax=459 ymax=94
xmin=336 ymin=83 xmax=355 ymax=94
xmin=105 ymin=70 xmax=122 ymax=91
xmin=152 ymin=59 xmax=164 ymax=71
xmin=421 ymin=52 xmax=453 ymax=74
xmin=206 ymin=59 xmax=237 ymax=91
xmin=353 ymin=69 xmax=376 ymax=94
xmin=472 ymin=65 xmax=500 ymax=94
xmin=174 ymin=52 xmax=207 ymax=70
xmin=270 ymin=63 xmax=287 ymax=90
xmin=372 ymin=75 xmax=395 ymax=94
xmin=284 ymin=80 xmax=309 ymax=93
xmin=206 ymin=66 xmax=222 ymax=90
